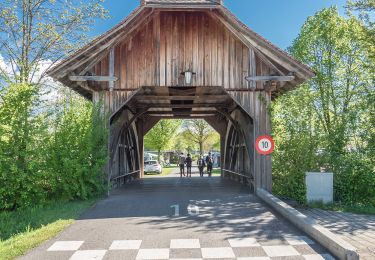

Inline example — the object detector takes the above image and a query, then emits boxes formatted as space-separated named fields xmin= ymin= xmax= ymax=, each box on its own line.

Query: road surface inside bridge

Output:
xmin=21 ymin=169 xmax=335 ymax=260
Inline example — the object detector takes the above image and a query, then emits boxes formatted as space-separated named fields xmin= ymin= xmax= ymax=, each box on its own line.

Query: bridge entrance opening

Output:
xmin=109 ymin=86 xmax=255 ymax=191
xmin=143 ymin=118 xmax=221 ymax=176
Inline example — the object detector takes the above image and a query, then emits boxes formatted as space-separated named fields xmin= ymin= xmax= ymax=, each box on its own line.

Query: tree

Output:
xmin=144 ymin=120 xmax=182 ymax=161
xmin=0 ymin=0 xmax=108 ymax=84
xmin=347 ymin=0 xmax=375 ymax=62
xmin=182 ymin=119 xmax=218 ymax=155
xmin=0 ymin=83 xmax=45 ymax=209
xmin=273 ymin=7 xmax=375 ymax=204
xmin=290 ymin=7 xmax=372 ymax=159
xmin=0 ymin=83 xmax=108 ymax=210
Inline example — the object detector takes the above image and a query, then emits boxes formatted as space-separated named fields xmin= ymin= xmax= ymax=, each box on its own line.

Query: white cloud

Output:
xmin=0 ymin=54 xmax=61 ymax=103
xmin=0 ymin=54 xmax=15 ymax=80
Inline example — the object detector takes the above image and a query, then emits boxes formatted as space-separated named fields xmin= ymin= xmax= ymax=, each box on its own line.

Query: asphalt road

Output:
xmin=21 ymin=169 xmax=335 ymax=260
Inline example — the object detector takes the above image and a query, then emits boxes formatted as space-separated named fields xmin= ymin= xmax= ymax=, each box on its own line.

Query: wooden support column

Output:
xmin=249 ymin=48 xmax=256 ymax=89
xmin=136 ymin=119 xmax=144 ymax=178
xmin=252 ymin=92 xmax=272 ymax=192
xmin=109 ymin=48 xmax=115 ymax=91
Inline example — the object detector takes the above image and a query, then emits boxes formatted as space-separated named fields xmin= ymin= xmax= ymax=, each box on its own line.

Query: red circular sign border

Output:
xmin=256 ymin=135 xmax=275 ymax=155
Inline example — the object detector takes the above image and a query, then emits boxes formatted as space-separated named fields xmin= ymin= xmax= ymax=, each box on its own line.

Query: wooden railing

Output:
xmin=222 ymin=169 xmax=254 ymax=191
xmin=111 ymin=170 xmax=140 ymax=188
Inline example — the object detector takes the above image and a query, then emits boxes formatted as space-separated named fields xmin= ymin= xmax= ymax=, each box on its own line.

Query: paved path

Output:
xmin=300 ymin=208 xmax=375 ymax=260
xmin=21 ymin=172 xmax=334 ymax=260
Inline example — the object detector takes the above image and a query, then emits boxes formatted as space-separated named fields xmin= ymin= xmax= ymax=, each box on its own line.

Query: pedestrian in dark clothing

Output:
xmin=205 ymin=152 xmax=213 ymax=177
xmin=179 ymin=153 xmax=186 ymax=177
xmin=185 ymin=154 xmax=192 ymax=177
xmin=197 ymin=156 xmax=206 ymax=177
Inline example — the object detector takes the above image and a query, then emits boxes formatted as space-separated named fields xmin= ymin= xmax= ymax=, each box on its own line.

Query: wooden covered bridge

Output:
xmin=48 ymin=0 xmax=314 ymax=192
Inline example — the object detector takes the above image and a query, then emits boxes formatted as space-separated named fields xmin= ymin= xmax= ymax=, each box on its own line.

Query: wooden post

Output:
xmin=109 ymin=48 xmax=115 ymax=91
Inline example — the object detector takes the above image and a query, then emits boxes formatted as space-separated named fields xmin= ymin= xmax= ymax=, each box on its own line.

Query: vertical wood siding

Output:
xmin=90 ymin=11 xmax=273 ymax=113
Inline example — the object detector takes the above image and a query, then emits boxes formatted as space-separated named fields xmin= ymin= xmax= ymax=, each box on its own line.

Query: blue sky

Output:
xmin=92 ymin=0 xmax=347 ymax=50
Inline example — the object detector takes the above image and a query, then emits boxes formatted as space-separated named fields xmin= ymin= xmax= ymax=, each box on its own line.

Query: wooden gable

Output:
xmin=89 ymin=11 xmax=269 ymax=91
xmin=47 ymin=2 xmax=314 ymax=100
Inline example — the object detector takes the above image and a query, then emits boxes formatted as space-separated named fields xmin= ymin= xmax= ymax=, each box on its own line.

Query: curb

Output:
xmin=256 ymin=188 xmax=359 ymax=260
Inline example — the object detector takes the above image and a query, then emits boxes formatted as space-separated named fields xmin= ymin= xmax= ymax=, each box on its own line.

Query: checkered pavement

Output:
xmin=47 ymin=236 xmax=336 ymax=260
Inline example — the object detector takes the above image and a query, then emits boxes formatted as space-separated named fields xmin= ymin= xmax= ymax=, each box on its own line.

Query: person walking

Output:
xmin=205 ymin=152 xmax=213 ymax=177
xmin=179 ymin=153 xmax=186 ymax=177
xmin=185 ymin=154 xmax=192 ymax=178
xmin=197 ymin=155 xmax=206 ymax=177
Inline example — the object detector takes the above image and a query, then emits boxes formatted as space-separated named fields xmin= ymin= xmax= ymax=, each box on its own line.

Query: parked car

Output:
xmin=144 ymin=160 xmax=162 ymax=174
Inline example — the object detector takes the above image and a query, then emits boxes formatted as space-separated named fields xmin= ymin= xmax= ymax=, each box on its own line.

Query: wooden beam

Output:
xmin=135 ymin=95 xmax=229 ymax=101
xmin=147 ymin=111 xmax=218 ymax=115
xmin=75 ymin=81 xmax=94 ymax=93
xmin=136 ymin=100 xmax=229 ymax=105
xmin=148 ymin=115 xmax=216 ymax=119
xmin=109 ymin=48 xmax=115 ymax=91
xmin=226 ymin=88 xmax=263 ymax=92
xmin=149 ymin=114 xmax=217 ymax=117
xmin=69 ymin=76 xmax=118 ymax=82
xmin=136 ymin=103 xmax=230 ymax=108
xmin=245 ymin=76 xmax=295 ymax=82
xmin=143 ymin=4 xmax=220 ymax=9
xmin=249 ymin=48 xmax=256 ymax=89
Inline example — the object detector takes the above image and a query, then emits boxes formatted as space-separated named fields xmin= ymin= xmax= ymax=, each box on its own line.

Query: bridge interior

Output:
xmin=109 ymin=86 xmax=255 ymax=191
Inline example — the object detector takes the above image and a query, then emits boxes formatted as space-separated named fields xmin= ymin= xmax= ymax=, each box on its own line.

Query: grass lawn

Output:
xmin=144 ymin=166 xmax=177 ymax=177
xmin=212 ymin=168 xmax=221 ymax=175
xmin=0 ymin=199 xmax=98 ymax=260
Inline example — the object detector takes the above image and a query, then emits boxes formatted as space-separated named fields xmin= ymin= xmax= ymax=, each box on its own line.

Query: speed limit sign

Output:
xmin=256 ymin=135 xmax=275 ymax=155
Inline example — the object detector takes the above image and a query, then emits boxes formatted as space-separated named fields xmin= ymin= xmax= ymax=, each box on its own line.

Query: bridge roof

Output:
xmin=141 ymin=0 xmax=222 ymax=5
xmin=47 ymin=1 xmax=314 ymax=99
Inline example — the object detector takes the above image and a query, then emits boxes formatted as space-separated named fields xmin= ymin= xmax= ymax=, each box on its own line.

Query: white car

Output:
xmin=144 ymin=160 xmax=162 ymax=174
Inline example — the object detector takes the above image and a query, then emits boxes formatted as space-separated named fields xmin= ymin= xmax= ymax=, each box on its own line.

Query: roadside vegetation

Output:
xmin=144 ymin=166 xmax=177 ymax=177
xmin=0 ymin=0 xmax=108 ymax=258
xmin=272 ymin=5 xmax=375 ymax=212
xmin=305 ymin=201 xmax=375 ymax=215
xmin=0 ymin=199 xmax=98 ymax=260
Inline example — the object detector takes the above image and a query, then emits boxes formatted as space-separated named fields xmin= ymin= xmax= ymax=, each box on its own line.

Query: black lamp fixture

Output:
xmin=181 ymin=70 xmax=196 ymax=85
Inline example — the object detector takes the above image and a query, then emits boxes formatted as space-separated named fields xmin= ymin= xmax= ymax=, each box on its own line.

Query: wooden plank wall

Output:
xmin=228 ymin=91 xmax=272 ymax=191
xmin=90 ymin=11 xmax=271 ymax=113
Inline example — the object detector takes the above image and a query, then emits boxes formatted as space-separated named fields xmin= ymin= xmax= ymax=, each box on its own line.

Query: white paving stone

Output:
xmin=284 ymin=235 xmax=315 ymax=245
xmin=228 ymin=237 xmax=260 ymax=247
xmin=136 ymin=248 xmax=169 ymax=259
xmin=69 ymin=250 xmax=106 ymax=260
xmin=263 ymin=245 xmax=300 ymax=257
xmin=170 ymin=239 xmax=200 ymax=249
xmin=304 ymin=254 xmax=335 ymax=260
xmin=169 ymin=259 xmax=202 ymax=260
xmin=237 ymin=257 xmax=271 ymax=260
xmin=109 ymin=240 xmax=142 ymax=250
xmin=201 ymin=247 xmax=235 ymax=259
xmin=47 ymin=241 xmax=84 ymax=251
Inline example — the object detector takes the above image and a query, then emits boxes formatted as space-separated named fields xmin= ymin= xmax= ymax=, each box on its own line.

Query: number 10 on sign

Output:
xmin=256 ymin=135 xmax=275 ymax=155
